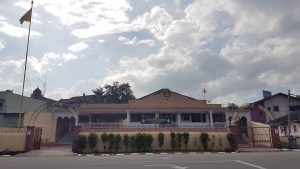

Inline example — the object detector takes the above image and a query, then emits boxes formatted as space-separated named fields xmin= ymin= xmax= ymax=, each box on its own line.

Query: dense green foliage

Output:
xmin=200 ymin=132 xmax=210 ymax=151
xmin=88 ymin=133 xmax=98 ymax=152
xmin=101 ymin=133 xmax=108 ymax=152
xmin=123 ymin=134 xmax=129 ymax=152
xmin=108 ymin=133 xmax=115 ymax=152
xmin=182 ymin=132 xmax=190 ymax=150
xmin=226 ymin=133 xmax=236 ymax=150
xmin=170 ymin=132 xmax=176 ymax=151
xmin=158 ymin=132 xmax=165 ymax=151
xmin=92 ymin=81 xmax=135 ymax=103
xmin=78 ymin=135 xmax=87 ymax=153
xmin=176 ymin=132 xmax=182 ymax=150
xmin=115 ymin=134 xmax=122 ymax=152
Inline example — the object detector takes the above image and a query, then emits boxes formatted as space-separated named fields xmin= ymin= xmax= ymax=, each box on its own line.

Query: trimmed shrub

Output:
xmin=101 ymin=133 xmax=108 ymax=153
xmin=135 ymin=133 xmax=145 ymax=152
xmin=200 ymin=132 xmax=210 ymax=151
xmin=182 ymin=132 xmax=190 ymax=150
xmin=170 ymin=132 xmax=176 ymax=151
xmin=158 ymin=132 xmax=165 ymax=151
xmin=129 ymin=135 xmax=136 ymax=152
xmin=145 ymin=134 xmax=153 ymax=152
xmin=176 ymin=132 xmax=182 ymax=150
xmin=123 ymin=134 xmax=129 ymax=153
xmin=88 ymin=133 xmax=98 ymax=152
xmin=78 ymin=135 xmax=87 ymax=153
xmin=226 ymin=133 xmax=236 ymax=151
xmin=108 ymin=133 xmax=115 ymax=153
xmin=115 ymin=134 xmax=122 ymax=152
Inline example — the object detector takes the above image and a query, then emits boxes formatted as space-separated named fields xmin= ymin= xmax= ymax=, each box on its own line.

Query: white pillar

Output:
xmin=177 ymin=112 xmax=181 ymax=125
xmin=126 ymin=110 xmax=130 ymax=125
xmin=209 ymin=111 xmax=213 ymax=128
xmin=89 ymin=114 xmax=92 ymax=128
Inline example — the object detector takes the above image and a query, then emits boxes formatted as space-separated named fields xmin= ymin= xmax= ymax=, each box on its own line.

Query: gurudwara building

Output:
xmin=64 ymin=89 xmax=251 ymax=132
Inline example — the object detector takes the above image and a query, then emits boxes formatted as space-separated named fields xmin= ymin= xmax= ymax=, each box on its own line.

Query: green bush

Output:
xmin=129 ymin=135 xmax=136 ymax=152
xmin=182 ymin=132 xmax=190 ymax=150
xmin=170 ymin=132 xmax=176 ymax=151
xmin=135 ymin=133 xmax=145 ymax=152
xmin=78 ymin=135 xmax=87 ymax=153
xmin=88 ymin=133 xmax=98 ymax=152
xmin=158 ymin=132 xmax=164 ymax=151
xmin=145 ymin=134 xmax=153 ymax=152
xmin=226 ymin=133 xmax=236 ymax=151
xmin=176 ymin=133 xmax=182 ymax=150
xmin=115 ymin=134 xmax=122 ymax=152
xmin=101 ymin=133 xmax=108 ymax=152
xmin=123 ymin=134 xmax=129 ymax=153
xmin=108 ymin=133 xmax=115 ymax=153
xmin=200 ymin=132 xmax=210 ymax=151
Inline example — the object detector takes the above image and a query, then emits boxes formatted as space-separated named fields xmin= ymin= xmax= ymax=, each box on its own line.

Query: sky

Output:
xmin=1 ymin=0 xmax=300 ymax=105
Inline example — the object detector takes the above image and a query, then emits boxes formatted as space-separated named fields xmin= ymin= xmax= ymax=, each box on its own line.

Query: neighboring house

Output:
xmin=0 ymin=89 xmax=47 ymax=127
xmin=250 ymin=91 xmax=300 ymax=123
xmin=270 ymin=111 xmax=300 ymax=137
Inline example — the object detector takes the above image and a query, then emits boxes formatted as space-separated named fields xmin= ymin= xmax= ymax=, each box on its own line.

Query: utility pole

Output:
xmin=288 ymin=90 xmax=291 ymax=146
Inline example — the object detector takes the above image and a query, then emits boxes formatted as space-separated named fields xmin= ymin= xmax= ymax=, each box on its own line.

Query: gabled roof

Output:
xmin=269 ymin=111 xmax=300 ymax=124
xmin=138 ymin=88 xmax=197 ymax=101
xmin=253 ymin=92 xmax=300 ymax=104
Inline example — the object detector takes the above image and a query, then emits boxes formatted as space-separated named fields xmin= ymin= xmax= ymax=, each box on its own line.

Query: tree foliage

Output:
xmin=182 ymin=132 xmax=190 ymax=150
xmin=88 ymin=133 xmax=98 ymax=152
xmin=200 ymin=132 xmax=210 ymax=151
xmin=115 ymin=134 xmax=122 ymax=152
xmin=101 ymin=133 xmax=108 ymax=152
xmin=170 ymin=132 xmax=176 ymax=151
xmin=78 ymin=135 xmax=87 ymax=153
xmin=158 ymin=132 xmax=164 ymax=151
xmin=123 ymin=134 xmax=130 ymax=153
xmin=92 ymin=81 xmax=135 ymax=104
xmin=108 ymin=133 xmax=115 ymax=152
xmin=176 ymin=132 xmax=182 ymax=150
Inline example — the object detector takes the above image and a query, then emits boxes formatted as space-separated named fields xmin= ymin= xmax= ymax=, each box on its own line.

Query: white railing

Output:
xmin=78 ymin=122 xmax=227 ymax=129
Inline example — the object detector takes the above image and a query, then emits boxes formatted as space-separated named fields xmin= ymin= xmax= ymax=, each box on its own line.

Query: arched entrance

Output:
xmin=238 ymin=116 xmax=248 ymax=137
xmin=55 ymin=116 xmax=76 ymax=144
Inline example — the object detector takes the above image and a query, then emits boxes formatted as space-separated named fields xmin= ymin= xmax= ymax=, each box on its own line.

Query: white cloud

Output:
xmin=0 ymin=39 xmax=5 ymax=50
xmin=0 ymin=17 xmax=41 ymax=38
xmin=118 ymin=36 xmax=155 ymax=47
xmin=68 ymin=41 xmax=88 ymax=53
xmin=98 ymin=39 xmax=105 ymax=43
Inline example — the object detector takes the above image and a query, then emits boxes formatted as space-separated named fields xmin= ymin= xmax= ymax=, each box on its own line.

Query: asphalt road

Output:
xmin=1 ymin=151 xmax=300 ymax=169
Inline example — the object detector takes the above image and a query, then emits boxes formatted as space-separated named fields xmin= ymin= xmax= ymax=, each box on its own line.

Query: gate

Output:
xmin=247 ymin=126 xmax=272 ymax=148
xmin=33 ymin=127 xmax=42 ymax=150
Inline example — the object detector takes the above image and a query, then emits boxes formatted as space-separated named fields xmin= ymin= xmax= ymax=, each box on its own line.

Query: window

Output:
xmin=130 ymin=113 xmax=142 ymax=122
xmin=293 ymin=125 xmax=298 ymax=132
xmin=273 ymin=106 xmax=279 ymax=112
xmin=143 ymin=113 xmax=155 ymax=119
xmin=191 ymin=113 xmax=201 ymax=122
xmin=181 ymin=114 xmax=190 ymax=122
xmin=78 ymin=115 xmax=89 ymax=123
xmin=267 ymin=107 xmax=271 ymax=111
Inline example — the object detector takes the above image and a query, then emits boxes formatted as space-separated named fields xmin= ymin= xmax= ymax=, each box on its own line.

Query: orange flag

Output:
xmin=20 ymin=8 xmax=32 ymax=24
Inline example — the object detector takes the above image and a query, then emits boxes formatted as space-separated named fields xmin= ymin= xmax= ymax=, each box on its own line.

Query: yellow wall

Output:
xmin=23 ymin=112 xmax=55 ymax=143
xmin=79 ymin=131 xmax=230 ymax=153
xmin=0 ymin=128 xmax=26 ymax=152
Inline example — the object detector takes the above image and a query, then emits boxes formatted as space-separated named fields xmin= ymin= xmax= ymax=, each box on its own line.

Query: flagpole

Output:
xmin=18 ymin=0 xmax=34 ymax=130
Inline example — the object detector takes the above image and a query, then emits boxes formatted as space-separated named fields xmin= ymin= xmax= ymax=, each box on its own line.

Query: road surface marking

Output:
xmin=236 ymin=160 xmax=267 ymax=169
xmin=144 ymin=165 xmax=187 ymax=169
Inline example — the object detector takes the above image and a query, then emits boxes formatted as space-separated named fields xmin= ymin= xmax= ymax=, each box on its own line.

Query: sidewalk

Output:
xmin=15 ymin=146 xmax=74 ymax=157
xmin=238 ymin=147 xmax=281 ymax=152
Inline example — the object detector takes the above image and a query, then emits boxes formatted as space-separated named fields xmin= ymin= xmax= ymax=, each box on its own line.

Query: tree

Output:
xmin=158 ymin=132 xmax=165 ymax=151
xmin=108 ymin=133 xmax=115 ymax=153
xmin=176 ymin=132 xmax=182 ymax=150
xmin=227 ymin=133 xmax=236 ymax=151
xmin=182 ymin=132 xmax=190 ymax=151
xmin=115 ymin=134 xmax=122 ymax=152
xmin=227 ymin=103 xmax=239 ymax=110
xmin=200 ymin=132 xmax=210 ymax=151
xmin=88 ymin=133 xmax=98 ymax=152
xmin=170 ymin=132 xmax=176 ymax=151
xmin=101 ymin=133 xmax=108 ymax=152
xmin=78 ymin=135 xmax=87 ymax=153
xmin=135 ymin=133 xmax=145 ymax=152
xmin=123 ymin=134 xmax=130 ymax=153
xmin=92 ymin=81 xmax=135 ymax=104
